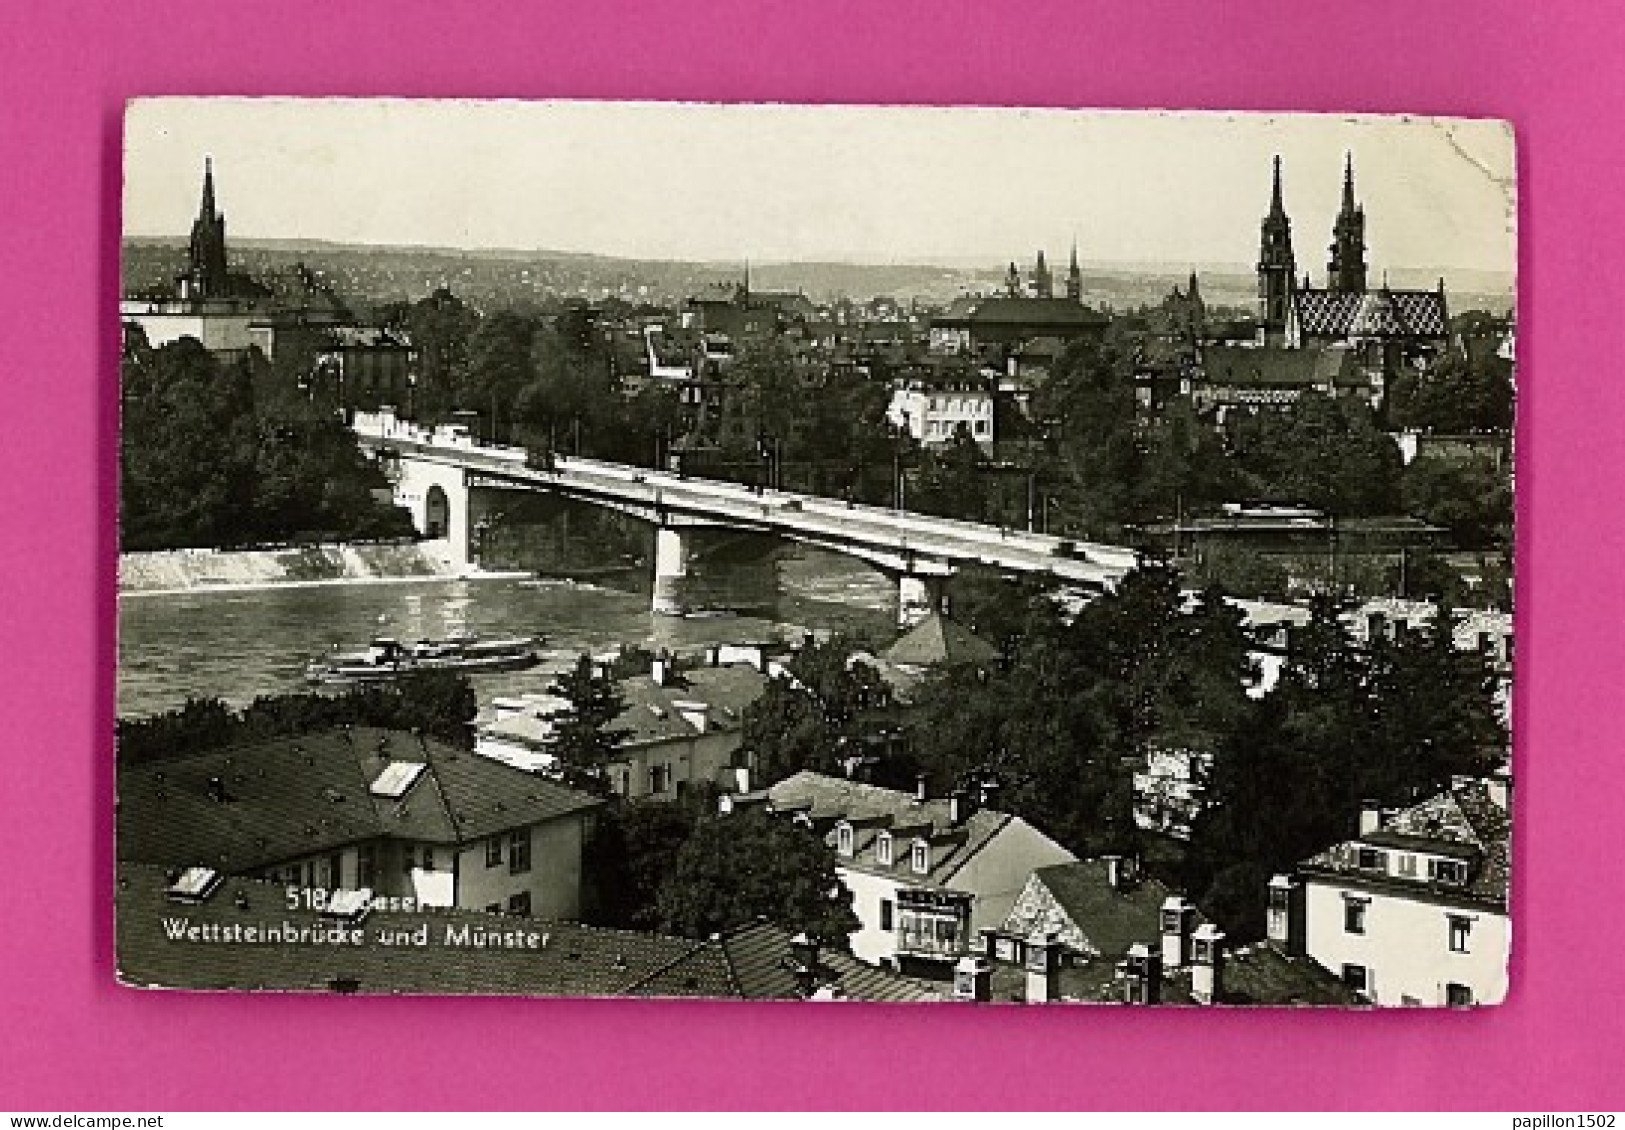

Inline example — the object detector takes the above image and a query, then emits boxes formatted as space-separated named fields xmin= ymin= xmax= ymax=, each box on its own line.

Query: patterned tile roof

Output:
xmin=881 ymin=613 xmax=998 ymax=669
xmin=1292 ymin=287 xmax=1448 ymax=340
xmin=1001 ymin=860 xmax=1176 ymax=960
xmin=1201 ymin=344 xmax=1364 ymax=389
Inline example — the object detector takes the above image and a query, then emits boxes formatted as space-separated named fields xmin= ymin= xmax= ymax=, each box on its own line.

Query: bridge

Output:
xmin=351 ymin=409 xmax=1144 ymax=623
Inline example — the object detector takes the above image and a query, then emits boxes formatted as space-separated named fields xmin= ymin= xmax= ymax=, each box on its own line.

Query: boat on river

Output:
xmin=305 ymin=632 xmax=543 ymax=685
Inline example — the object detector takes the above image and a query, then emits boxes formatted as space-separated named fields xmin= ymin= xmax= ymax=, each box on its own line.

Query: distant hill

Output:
xmin=121 ymin=237 xmax=1515 ymax=319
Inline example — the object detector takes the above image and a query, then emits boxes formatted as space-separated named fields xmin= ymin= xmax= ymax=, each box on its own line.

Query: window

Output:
xmin=402 ymin=847 xmax=415 ymax=876
xmin=649 ymin=764 xmax=669 ymax=794
xmin=1445 ymin=983 xmax=1474 ymax=1007
xmin=357 ymin=845 xmax=377 ymax=890
xmin=421 ymin=847 xmax=435 ymax=872
xmin=1343 ymin=896 xmax=1368 ymax=935
xmin=1341 ymin=964 xmax=1369 ymax=996
xmin=1429 ymin=858 xmax=1468 ymax=885
xmin=876 ymin=833 xmax=893 ymax=866
xmin=508 ymin=829 xmax=532 ymax=875
xmin=507 ymin=891 xmax=532 ymax=916
xmin=836 ymin=823 xmax=854 ymax=858
xmin=880 ymin=898 xmax=894 ymax=931
xmin=911 ymin=841 xmax=929 ymax=875
xmin=1356 ymin=847 xmax=1386 ymax=871
xmin=1448 ymin=915 xmax=1472 ymax=953
xmin=1397 ymin=853 xmax=1418 ymax=877
xmin=485 ymin=836 xmax=503 ymax=869
xmin=485 ymin=902 xmax=502 ymax=914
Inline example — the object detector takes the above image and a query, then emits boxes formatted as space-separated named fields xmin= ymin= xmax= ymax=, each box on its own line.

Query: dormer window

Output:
xmin=836 ymin=822 xmax=854 ymax=858
xmin=1356 ymin=847 xmax=1387 ymax=871
xmin=1429 ymin=858 xmax=1469 ymax=885
xmin=911 ymin=841 xmax=929 ymax=875
xmin=875 ymin=832 xmax=893 ymax=867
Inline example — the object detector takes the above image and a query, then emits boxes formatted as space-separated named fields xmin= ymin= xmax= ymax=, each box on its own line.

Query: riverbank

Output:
xmin=119 ymin=540 xmax=491 ymax=595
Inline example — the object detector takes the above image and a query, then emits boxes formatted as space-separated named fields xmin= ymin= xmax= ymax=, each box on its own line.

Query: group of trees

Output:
xmin=116 ymin=670 xmax=479 ymax=766
xmin=724 ymin=560 xmax=1506 ymax=943
xmin=121 ymin=334 xmax=414 ymax=551
xmin=529 ymin=650 xmax=862 ymax=945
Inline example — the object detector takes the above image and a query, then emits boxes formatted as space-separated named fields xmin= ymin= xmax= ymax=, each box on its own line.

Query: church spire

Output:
xmin=1066 ymin=237 xmax=1083 ymax=302
xmin=1328 ymin=150 xmax=1368 ymax=294
xmin=185 ymin=156 xmax=230 ymax=301
xmin=1257 ymin=155 xmax=1297 ymax=343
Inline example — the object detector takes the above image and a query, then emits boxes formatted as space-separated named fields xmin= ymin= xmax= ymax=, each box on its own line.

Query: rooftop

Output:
xmin=117 ymin=727 xmax=604 ymax=871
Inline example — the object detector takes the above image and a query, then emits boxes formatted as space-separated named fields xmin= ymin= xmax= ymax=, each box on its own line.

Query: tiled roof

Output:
xmin=1300 ymin=779 xmax=1510 ymax=909
xmin=1005 ymin=860 xmax=1175 ymax=960
xmin=933 ymin=297 xmax=1108 ymax=330
xmin=765 ymin=771 xmax=1015 ymax=886
xmin=881 ymin=613 xmax=998 ymax=669
xmin=1292 ymin=287 xmax=1448 ymax=340
xmin=626 ymin=920 xmax=944 ymax=1002
xmin=480 ymin=664 xmax=766 ymax=751
xmin=115 ymin=864 xmax=713 ymax=998
xmin=1052 ymin=940 xmax=1360 ymax=1007
xmin=117 ymin=727 xmax=603 ymax=871
xmin=1201 ymin=344 xmax=1364 ymax=389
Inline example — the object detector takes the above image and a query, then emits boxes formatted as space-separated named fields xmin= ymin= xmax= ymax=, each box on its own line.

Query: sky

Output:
xmin=124 ymin=98 xmax=1516 ymax=275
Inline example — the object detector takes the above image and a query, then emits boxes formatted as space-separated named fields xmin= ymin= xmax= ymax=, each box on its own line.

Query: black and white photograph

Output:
xmin=116 ymin=98 xmax=1516 ymax=1007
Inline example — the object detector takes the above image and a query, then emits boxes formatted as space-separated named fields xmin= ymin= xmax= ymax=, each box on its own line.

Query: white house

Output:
xmin=756 ymin=771 xmax=1077 ymax=970
xmin=1277 ymin=777 xmax=1511 ymax=1007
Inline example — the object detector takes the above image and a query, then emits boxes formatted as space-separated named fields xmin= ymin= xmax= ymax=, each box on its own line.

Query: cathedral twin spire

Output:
xmin=1257 ymin=151 xmax=1371 ymax=335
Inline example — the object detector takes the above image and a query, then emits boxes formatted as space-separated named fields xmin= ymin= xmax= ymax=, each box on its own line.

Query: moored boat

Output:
xmin=305 ymin=632 xmax=543 ymax=685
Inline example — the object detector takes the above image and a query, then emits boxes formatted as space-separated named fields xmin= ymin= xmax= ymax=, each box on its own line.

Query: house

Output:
xmin=756 ymin=771 xmax=1078 ymax=970
xmin=117 ymin=727 xmax=604 ymax=920
xmin=886 ymin=375 xmax=996 ymax=448
xmin=1282 ymin=777 xmax=1511 ymax=1006
xmin=476 ymin=653 xmax=768 ymax=800
xmin=977 ymin=857 xmax=1355 ymax=1006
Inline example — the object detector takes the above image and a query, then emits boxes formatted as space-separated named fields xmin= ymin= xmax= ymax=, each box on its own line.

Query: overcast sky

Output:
xmin=124 ymin=99 xmax=1516 ymax=275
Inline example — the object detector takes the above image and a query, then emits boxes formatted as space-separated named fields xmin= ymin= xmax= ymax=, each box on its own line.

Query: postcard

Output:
xmin=117 ymin=99 xmax=1515 ymax=1006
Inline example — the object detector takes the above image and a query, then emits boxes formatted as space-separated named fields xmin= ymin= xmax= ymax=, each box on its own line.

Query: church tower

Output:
xmin=1257 ymin=156 xmax=1297 ymax=344
xmin=1328 ymin=152 xmax=1368 ymax=294
xmin=1031 ymin=250 xmax=1053 ymax=299
xmin=1066 ymin=239 xmax=1083 ymax=302
xmin=185 ymin=157 xmax=230 ymax=301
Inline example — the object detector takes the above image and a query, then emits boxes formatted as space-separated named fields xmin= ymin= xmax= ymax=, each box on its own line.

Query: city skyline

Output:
xmin=125 ymin=99 xmax=1516 ymax=277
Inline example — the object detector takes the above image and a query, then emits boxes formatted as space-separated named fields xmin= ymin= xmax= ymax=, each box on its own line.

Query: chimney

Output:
xmin=949 ymin=789 xmax=969 ymax=826
xmin=1103 ymin=854 xmax=1122 ymax=892
xmin=651 ymin=654 xmax=670 ymax=686
xmin=1366 ymin=611 xmax=1384 ymax=642
xmin=789 ymin=932 xmax=820 ymax=998
xmin=1267 ymin=874 xmax=1304 ymax=955
xmin=1160 ymin=896 xmax=1195 ymax=970
xmin=915 ymin=774 xmax=929 ymax=803
xmin=1123 ymin=943 xmax=1162 ymax=1005
xmin=1190 ymin=923 xmax=1226 ymax=1004
xmin=1487 ymin=773 xmax=1511 ymax=812
xmin=1358 ymin=800 xmax=1383 ymax=835
xmin=953 ymin=955 xmax=993 ymax=1003
xmin=1025 ymin=932 xmax=1064 ymax=1004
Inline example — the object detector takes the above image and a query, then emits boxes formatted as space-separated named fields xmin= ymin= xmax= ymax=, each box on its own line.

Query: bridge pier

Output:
xmin=897 ymin=573 xmax=948 ymax=628
xmin=651 ymin=525 xmax=692 ymax=616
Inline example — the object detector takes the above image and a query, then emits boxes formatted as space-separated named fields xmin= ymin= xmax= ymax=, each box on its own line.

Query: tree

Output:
xmin=1401 ymin=454 xmax=1513 ymax=551
xmin=740 ymin=637 xmax=895 ymax=786
xmin=584 ymin=796 xmax=707 ymax=930
xmin=908 ymin=425 xmax=991 ymax=522
xmin=1388 ymin=348 xmax=1514 ymax=435
xmin=1226 ymin=393 xmax=1403 ymax=516
xmin=406 ymin=288 xmax=480 ymax=420
xmin=655 ymin=809 xmax=860 ymax=945
xmin=541 ymin=655 xmax=630 ymax=791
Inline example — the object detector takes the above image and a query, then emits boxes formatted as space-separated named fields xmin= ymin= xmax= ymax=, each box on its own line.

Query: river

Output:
xmin=117 ymin=546 xmax=898 ymax=717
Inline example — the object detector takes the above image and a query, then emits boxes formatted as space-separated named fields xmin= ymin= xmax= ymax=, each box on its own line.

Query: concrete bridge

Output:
xmin=352 ymin=410 xmax=1144 ymax=623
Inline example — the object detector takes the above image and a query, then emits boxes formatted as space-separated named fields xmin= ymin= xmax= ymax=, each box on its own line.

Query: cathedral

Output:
xmin=1256 ymin=153 xmax=1450 ymax=359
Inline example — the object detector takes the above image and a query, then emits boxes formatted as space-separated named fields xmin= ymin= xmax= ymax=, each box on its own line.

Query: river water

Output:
xmin=117 ymin=547 xmax=898 ymax=718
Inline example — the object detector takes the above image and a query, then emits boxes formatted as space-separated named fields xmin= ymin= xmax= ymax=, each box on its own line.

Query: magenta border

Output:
xmin=0 ymin=0 xmax=1619 ymax=1110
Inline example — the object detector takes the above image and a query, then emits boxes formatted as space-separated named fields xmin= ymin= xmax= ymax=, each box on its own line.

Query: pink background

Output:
xmin=0 ymin=0 xmax=1618 ymax=1110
